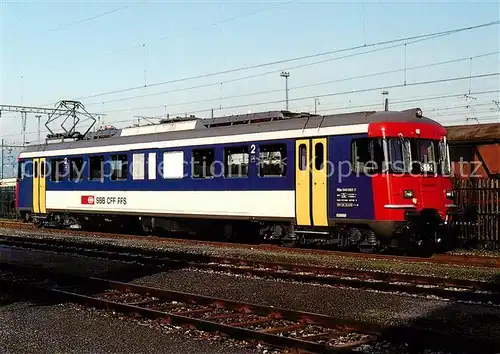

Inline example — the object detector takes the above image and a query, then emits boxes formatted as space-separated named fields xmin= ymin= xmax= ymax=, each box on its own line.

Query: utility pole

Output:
xmin=0 ymin=139 xmax=3 ymax=214
xmin=314 ymin=97 xmax=320 ymax=114
xmin=0 ymin=111 xmax=2 ymax=179
xmin=382 ymin=91 xmax=389 ymax=111
xmin=280 ymin=71 xmax=290 ymax=111
xmin=21 ymin=111 xmax=27 ymax=146
xmin=463 ymin=94 xmax=478 ymax=123
xmin=35 ymin=115 xmax=41 ymax=144
xmin=20 ymin=75 xmax=23 ymax=105
xmin=1 ymin=139 xmax=4 ymax=179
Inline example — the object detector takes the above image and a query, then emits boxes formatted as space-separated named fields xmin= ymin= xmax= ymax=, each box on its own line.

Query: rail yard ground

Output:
xmin=1 ymin=222 xmax=500 ymax=353
xmin=0 ymin=291 xmax=256 ymax=354
xmin=1 ymin=221 xmax=500 ymax=282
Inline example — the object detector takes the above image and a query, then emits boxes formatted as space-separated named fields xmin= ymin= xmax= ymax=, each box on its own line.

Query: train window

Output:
xmin=34 ymin=161 xmax=38 ymax=179
xmin=314 ymin=142 xmax=324 ymax=170
xmin=410 ymin=139 xmax=438 ymax=174
xmin=110 ymin=154 xmax=128 ymax=181
xmin=192 ymin=148 xmax=214 ymax=178
xmin=89 ymin=155 xmax=104 ymax=181
xmin=17 ymin=161 xmax=25 ymax=180
xmin=258 ymin=144 xmax=287 ymax=177
xmin=50 ymin=159 xmax=65 ymax=182
xmin=163 ymin=151 xmax=184 ymax=179
xmin=40 ymin=161 xmax=45 ymax=178
xmin=388 ymin=139 xmax=405 ymax=173
xmin=69 ymin=158 xmax=84 ymax=182
xmin=132 ymin=153 xmax=145 ymax=180
xmin=351 ymin=138 xmax=384 ymax=174
xmin=224 ymin=146 xmax=249 ymax=178
xmin=298 ymin=144 xmax=307 ymax=171
xmin=352 ymin=139 xmax=370 ymax=172
xmin=148 ymin=153 xmax=156 ymax=180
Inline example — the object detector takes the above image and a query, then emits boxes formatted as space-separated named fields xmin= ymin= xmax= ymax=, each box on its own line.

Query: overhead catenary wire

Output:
xmin=85 ymin=45 xmax=499 ymax=107
xmin=3 ymin=87 xmax=499 ymax=141
xmin=47 ymin=5 xmax=133 ymax=32
xmin=73 ymin=20 xmax=500 ymax=101
xmin=299 ymin=88 xmax=500 ymax=112
xmin=441 ymin=115 xmax=500 ymax=125
xmin=7 ymin=23 xmax=500 ymax=140
xmin=38 ymin=1 xmax=297 ymax=78
xmin=306 ymin=97 xmax=500 ymax=116
xmin=3 ymin=110 xmax=497 ymax=141
xmin=88 ymin=50 xmax=500 ymax=109
xmin=98 ymin=73 xmax=500 ymax=115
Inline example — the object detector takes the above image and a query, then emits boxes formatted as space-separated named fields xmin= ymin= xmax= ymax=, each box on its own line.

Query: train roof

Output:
xmin=446 ymin=122 xmax=500 ymax=144
xmin=0 ymin=178 xmax=16 ymax=187
xmin=21 ymin=108 xmax=440 ymax=154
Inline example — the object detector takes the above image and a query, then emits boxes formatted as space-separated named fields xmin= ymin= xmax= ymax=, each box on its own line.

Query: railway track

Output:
xmin=0 ymin=262 xmax=379 ymax=353
xmin=1 ymin=234 xmax=499 ymax=306
xmin=1 ymin=219 xmax=500 ymax=269
xmin=1 ymin=261 xmax=499 ymax=353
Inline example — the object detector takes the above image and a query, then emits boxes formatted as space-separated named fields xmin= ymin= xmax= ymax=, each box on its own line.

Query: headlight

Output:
xmin=445 ymin=190 xmax=455 ymax=199
xmin=403 ymin=190 xmax=414 ymax=198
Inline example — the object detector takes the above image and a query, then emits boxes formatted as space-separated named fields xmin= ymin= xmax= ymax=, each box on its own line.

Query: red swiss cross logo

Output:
xmin=81 ymin=196 xmax=95 ymax=205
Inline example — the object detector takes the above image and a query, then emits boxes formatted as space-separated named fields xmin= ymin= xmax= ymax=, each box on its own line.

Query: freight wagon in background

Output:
xmin=0 ymin=178 xmax=17 ymax=218
xmin=446 ymin=122 xmax=500 ymax=249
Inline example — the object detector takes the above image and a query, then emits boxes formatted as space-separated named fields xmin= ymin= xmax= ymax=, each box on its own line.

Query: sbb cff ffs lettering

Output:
xmin=96 ymin=197 xmax=106 ymax=204
xmin=81 ymin=196 xmax=127 ymax=205
xmin=105 ymin=197 xmax=127 ymax=205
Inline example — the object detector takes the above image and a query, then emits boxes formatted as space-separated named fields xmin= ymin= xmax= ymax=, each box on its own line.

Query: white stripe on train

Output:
xmin=20 ymin=124 xmax=369 ymax=159
xmin=46 ymin=190 xmax=295 ymax=218
xmin=45 ymin=190 xmax=295 ymax=218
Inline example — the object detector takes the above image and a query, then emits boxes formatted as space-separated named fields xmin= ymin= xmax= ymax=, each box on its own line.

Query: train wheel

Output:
xmin=22 ymin=212 xmax=31 ymax=223
xmin=358 ymin=245 xmax=377 ymax=254
xmin=280 ymin=240 xmax=296 ymax=248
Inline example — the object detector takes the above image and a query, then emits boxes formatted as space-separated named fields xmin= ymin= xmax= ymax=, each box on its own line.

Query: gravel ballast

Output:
xmin=0 ymin=292 xmax=454 ymax=354
xmin=0 ymin=291 xmax=258 ymax=354
xmin=1 ymin=247 xmax=500 ymax=352
xmin=1 ymin=226 xmax=499 ymax=283
xmin=131 ymin=268 xmax=500 ymax=340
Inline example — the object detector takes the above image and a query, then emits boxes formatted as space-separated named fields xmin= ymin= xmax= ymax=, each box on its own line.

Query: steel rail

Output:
xmin=1 ymin=262 xmax=499 ymax=353
xmin=0 ymin=262 xmax=379 ymax=353
xmin=0 ymin=235 xmax=499 ymax=304
xmin=1 ymin=221 xmax=499 ymax=268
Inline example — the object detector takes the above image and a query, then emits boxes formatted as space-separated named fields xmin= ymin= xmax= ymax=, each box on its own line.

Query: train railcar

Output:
xmin=447 ymin=122 xmax=500 ymax=179
xmin=16 ymin=108 xmax=457 ymax=254
xmin=0 ymin=178 xmax=17 ymax=218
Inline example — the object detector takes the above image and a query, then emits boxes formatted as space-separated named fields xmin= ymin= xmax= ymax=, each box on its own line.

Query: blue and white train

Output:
xmin=16 ymin=109 xmax=458 ymax=253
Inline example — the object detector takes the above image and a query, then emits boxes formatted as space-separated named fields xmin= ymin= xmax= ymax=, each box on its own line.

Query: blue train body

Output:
xmin=15 ymin=109 xmax=456 ymax=253
xmin=17 ymin=134 xmax=374 ymax=221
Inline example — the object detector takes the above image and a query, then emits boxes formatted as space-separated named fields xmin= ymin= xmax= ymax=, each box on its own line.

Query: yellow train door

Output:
xmin=39 ymin=158 xmax=47 ymax=214
xmin=32 ymin=158 xmax=39 ymax=213
xmin=32 ymin=158 xmax=47 ymax=214
xmin=311 ymin=138 xmax=328 ymax=226
xmin=295 ymin=138 xmax=328 ymax=227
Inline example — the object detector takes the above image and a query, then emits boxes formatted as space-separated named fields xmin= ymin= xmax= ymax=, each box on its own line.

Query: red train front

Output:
xmin=359 ymin=108 xmax=458 ymax=253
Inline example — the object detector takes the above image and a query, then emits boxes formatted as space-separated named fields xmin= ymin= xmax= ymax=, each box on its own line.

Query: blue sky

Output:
xmin=1 ymin=0 xmax=499 ymax=152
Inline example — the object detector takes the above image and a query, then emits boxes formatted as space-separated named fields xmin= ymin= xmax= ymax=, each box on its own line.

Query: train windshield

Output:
xmin=387 ymin=138 xmax=451 ymax=175
xmin=439 ymin=138 xmax=452 ymax=175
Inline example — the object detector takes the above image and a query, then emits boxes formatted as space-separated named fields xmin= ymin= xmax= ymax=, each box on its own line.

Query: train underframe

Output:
xmin=20 ymin=208 xmax=463 ymax=255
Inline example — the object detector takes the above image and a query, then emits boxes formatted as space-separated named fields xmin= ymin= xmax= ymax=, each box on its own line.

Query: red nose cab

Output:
xmin=368 ymin=108 xmax=454 ymax=223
